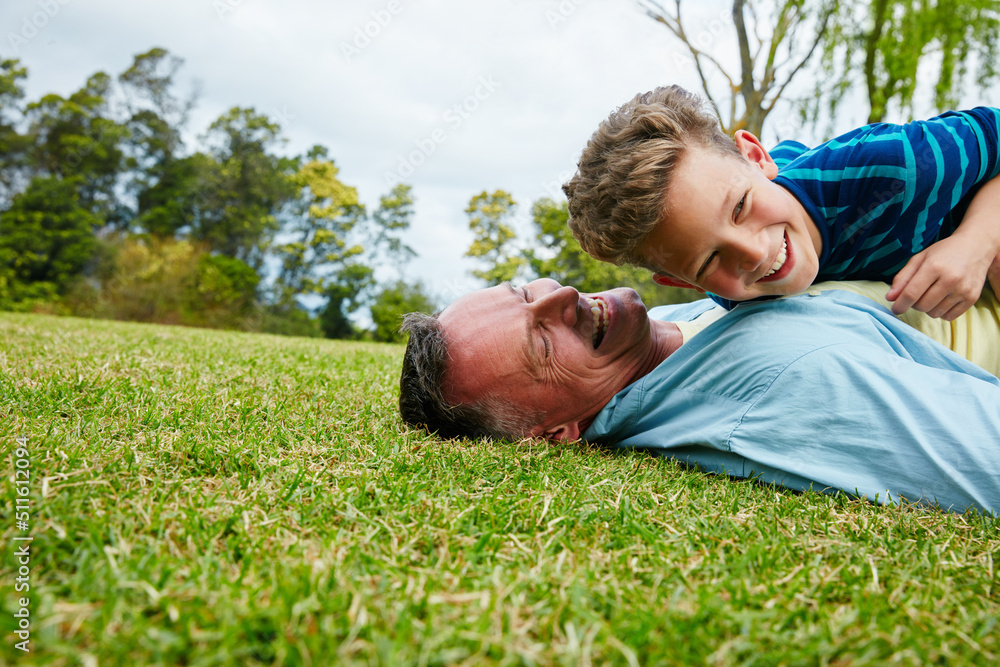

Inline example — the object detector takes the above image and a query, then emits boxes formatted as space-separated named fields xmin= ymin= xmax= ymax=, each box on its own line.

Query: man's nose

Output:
xmin=533 ymin=285 xmax=580 ymax=325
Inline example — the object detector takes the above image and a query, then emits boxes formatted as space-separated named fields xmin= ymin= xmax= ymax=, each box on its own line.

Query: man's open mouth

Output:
xmin=588 ymin=297 xmax=608 ymax=349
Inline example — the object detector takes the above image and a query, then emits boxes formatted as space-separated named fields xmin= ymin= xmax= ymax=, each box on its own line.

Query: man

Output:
xmin=400 ymin=279 xmax=1000 ymax=514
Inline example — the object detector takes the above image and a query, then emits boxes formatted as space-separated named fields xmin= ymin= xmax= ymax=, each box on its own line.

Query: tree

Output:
xmin=118 ymin=47 xmax=192 ymax=132
xmin=320 ymin=262 xmax=375 ymax=339
xmin=464 ymin=189 xmax=524 ymax=285
xmin=118 ymin=47 xmax=190 ymax=170
xmin=639 ymin=0 xmax=837 ymax=136
xmin=0 ymin=58 xmax=29 ymax=206
xmin=24 ymin=72 xmax=129 ymax=226
xmin=134 ymin=152 xmax=214 ymax=238
xmin=119 ymin=48 xmax=200 ymax=236
xmin=194 ymin=106 xmax=296 ymax=268
xmin=0 ymin=177 xmax=99 ymax=308
xmin=370 ymin=183 xmax=417 ymax=278
xmin=3 ymin=47 xmax=436 ymax=338
xmin=369 ymin=281 xmax=437 ymax=343
xmin=272 ymin=146 xmax=365 ymax=306
xmin=525 ymin=198 xmax=702 ymax=305
xmin=815 ymin=0 xmax=1000 ymax=124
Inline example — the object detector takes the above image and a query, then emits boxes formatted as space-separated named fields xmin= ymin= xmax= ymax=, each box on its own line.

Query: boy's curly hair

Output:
xmin=563 ymin=85 xmax=740 ymax=269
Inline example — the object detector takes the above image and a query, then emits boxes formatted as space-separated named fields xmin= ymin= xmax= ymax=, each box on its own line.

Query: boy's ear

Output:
xmin=734 ymin=130 xmax=779 ymax=180
xmin=653 ymin=273 xmax=706 ymax=293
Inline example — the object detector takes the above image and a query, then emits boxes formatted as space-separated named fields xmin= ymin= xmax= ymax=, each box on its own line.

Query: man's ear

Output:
xmin=734 ymin=130 xmax=779 ymax=180
xmin=542 ymin=421 xmax=582 ymax=442
xmin=653 ymin=273 xmax=706 ymax=293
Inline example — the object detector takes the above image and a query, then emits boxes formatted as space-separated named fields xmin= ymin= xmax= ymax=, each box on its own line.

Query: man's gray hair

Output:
xmin=398 ymin=312 xmax=543 ymax=439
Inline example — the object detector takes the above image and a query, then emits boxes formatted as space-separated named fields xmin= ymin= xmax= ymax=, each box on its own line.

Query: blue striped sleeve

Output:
xmin=771 ymin=107 xmax=1000 ymax=283
xmin=769 ymin=140 xmax=809 ymax=170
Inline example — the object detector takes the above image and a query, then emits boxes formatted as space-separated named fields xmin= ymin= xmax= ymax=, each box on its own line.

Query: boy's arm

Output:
xmin=886 ymin=173 xmax=1000 ymax=320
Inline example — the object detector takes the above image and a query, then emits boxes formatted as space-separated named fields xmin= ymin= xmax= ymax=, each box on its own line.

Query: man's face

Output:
xmin=438 ymin=278 xmax=655 ymax=440
xmin=636 ymin=132 xmax=822 ymax=301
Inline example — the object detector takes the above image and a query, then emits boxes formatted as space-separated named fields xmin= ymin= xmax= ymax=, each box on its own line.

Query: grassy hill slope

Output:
xmin=1 ymin=313 xmax=998 ymax=665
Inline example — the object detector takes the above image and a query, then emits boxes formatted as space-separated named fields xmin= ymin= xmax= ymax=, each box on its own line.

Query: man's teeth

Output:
xmin=588 ymin=297 xmax=609 ymax=348
xmin=762 ymin=237 xmax=788 ymax=278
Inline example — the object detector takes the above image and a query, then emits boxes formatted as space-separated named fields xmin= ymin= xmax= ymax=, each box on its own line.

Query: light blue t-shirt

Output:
xmin=583 ymin=290 xmax=1000 ymax=514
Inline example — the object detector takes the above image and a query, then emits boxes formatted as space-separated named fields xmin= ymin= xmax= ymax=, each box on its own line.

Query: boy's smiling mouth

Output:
xmin=756 ymin=231 xmax=792 ymax=283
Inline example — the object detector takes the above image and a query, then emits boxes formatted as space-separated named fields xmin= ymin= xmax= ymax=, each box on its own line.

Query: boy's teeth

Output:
xmin=762 ymin=237 xmax=788 ymax=278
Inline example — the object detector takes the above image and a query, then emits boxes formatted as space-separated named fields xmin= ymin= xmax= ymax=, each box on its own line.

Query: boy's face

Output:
xmin=636 ymin=132 xmax=822 ymax=301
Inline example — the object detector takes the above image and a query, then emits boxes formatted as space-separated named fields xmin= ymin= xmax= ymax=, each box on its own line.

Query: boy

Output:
xmin=564 ymin=85 xmax=1000 ymax=319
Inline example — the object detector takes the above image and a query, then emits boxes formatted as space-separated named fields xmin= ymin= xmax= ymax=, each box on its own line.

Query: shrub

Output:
xmin=369 ymin=280 xmax=437 ymax=343
xmin=68 ymin=236 xmax=262 ymax=330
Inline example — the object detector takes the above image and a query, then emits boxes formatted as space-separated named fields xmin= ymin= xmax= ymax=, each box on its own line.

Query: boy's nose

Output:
xmin=727 ymin=234 xmax=770 ymax=274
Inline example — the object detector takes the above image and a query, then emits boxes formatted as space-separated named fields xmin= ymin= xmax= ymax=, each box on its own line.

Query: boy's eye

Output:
xmin=734 ymin=193 xmax=747 ymax=218
xmin=697 ymin=252 xmax=718 ymax=281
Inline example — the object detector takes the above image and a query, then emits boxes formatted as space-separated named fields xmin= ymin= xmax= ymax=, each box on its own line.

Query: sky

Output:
xmin=0 ymin=0 xmax=869 ymax=306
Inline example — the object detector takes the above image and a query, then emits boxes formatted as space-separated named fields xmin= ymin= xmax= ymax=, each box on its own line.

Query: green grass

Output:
xmin=1 ymin=312 xmax=998 ymax=666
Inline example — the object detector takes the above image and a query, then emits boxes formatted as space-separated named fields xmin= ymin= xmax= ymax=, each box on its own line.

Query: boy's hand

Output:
xmin=886 ymin=234 xmax=992 ymax=320
xmin=988 ymin=254 xmax=1000 ymax=298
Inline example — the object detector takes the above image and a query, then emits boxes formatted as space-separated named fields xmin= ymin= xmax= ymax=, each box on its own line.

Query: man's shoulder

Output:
xmin=588 ymin=291 xmax=881 ymax=443
xmin=720 ymin=289 xmax=893 ymax=335
xmin=650 ymin=290 xmax=895 ymax=351
xmin=647 ymin=299 xmax=718 ymax=323
xmin=655 ymin=289 xmax=934 ymax=383
xmin=641 ymin=288 xmax=991 ymax=401
xmin=717 ymin=289 xmax=998 ymax=383
xmin=640 ymin=292 xmax=884 ymax=394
